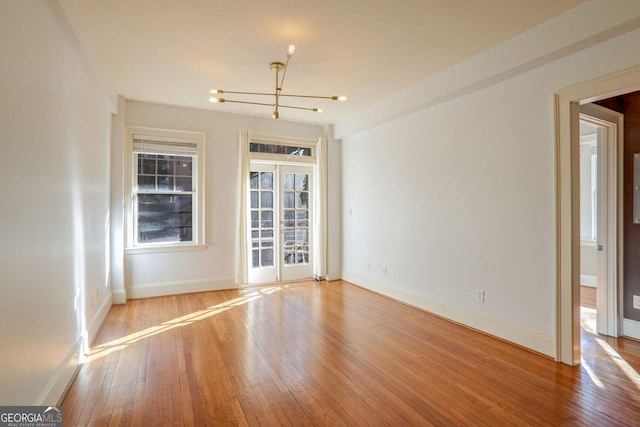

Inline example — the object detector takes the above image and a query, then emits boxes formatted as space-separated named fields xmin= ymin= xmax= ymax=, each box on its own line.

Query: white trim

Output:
xmin=326 ymin=270 xmax=342 ymax=281
xmin=623 ymin=318 xmax=640 ymax=340
xmin=251 ymin=133 xmax=316 ymax=147
xmin=580 ymin=133 xmax=597 ymax=146
xmin=36 ymin=338 xmax=81 ymax=405
xmin=36 ymin=293 xmax=113 ymax=405
xmin=556 ymin=65 xmax=639 ymax=365
xmin=112 ymin=289 xmax=127 ymax=305
xmin=125 ymin=243 xmax=208 ymax=255
xmin=86 ymin=294 xmax=113 ymax=346
xmin=125 ymin=126 xmax=206 ymax=250
xmin=581 ymin=275 xmax=596 ymax=287
xmin=127 ymin=277 xmax=236 ymax=299
xmin=342 ymin=270 xmax=554 ymax=357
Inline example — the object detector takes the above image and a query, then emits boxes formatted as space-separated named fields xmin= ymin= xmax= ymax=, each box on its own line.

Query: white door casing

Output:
xmin=556 ymin=66 xmax=634 ymax=365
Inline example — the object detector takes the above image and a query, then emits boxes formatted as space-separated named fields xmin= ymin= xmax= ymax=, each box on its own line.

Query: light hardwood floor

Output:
xmin=62 ymin=280 xmax=640 ymax=426
xmin=580 ymin=285 xmax=597 ymax=309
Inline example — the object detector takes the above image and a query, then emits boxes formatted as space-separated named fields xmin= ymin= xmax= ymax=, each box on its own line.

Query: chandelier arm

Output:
xmin=219 ymin=90 xmax=275 ymax=97
xmin=278 ymin=94 xmax=337 ymax=100
xmin=279 ymin=54 xmax=291 ymax=91
xmin=278 ymin=104 xmax=319 ymax=111
xmin=223 ymin=100 xmax=276 ymax=107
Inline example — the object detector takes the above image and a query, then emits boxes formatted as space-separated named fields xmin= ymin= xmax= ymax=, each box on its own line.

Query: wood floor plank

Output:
xmin=62 ymin=281 xmax=640 ymax=426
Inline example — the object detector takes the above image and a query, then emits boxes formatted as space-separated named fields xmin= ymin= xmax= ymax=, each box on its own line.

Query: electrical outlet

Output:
xmin=476 ymin=290 xmax=485 ymax=303
xmin=634 ymin=295 xmax=640 ymax=310
xmin=382 ymin=266 xmax=388 ymax=275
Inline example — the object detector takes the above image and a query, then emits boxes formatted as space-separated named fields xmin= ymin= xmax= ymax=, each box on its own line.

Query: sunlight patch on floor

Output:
xmin=82 ymin=286 xmax=282 ymax=362
xmin=580 ymin=356 xmax=604 ymax=389
xmin=595 ymin=336 xmax=640 ymax=396
xmin=581 ymin=306 xmax=596 ymax=334
xmin=581 ymin=305 xmax=640 ymax=396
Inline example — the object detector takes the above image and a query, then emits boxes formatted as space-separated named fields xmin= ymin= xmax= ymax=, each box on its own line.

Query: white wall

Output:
xmin=121 ymin=101 xmax=341 ymax=297
xmin=327 ymin=127 xmax=343 ymax=280
xmin=339 ymin=18 xmax=640 ymax=356
xmin=0 ymin=1 xmax=114 ymax=404
xmin=580 ymin=243 xmax=597 ymax=285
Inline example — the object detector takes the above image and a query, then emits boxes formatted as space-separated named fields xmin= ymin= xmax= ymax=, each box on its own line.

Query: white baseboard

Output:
xmin=87 ymin=293 xmax=113 ymax=346
xmin=36 ymin=338 xmax=81 ymax=406
xmin=36 ymin=292 xmax=113 ymax=406
xmin=580 ymin=275 xmax=596 ymax=287
xmin=342 ymin=270 xmax=554 ymax=357
xmin=623 ymin=318 xmax=640 ymax=340
xmin=326 ymin=271 xmax=342 ymax=281
xmin=112 ymin=288 xmax=127 ymax=304
xmin=128 ymin=277 xmax=236 ymax=299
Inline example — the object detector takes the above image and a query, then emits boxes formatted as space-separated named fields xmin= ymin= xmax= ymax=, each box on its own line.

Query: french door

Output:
xmin=248 ymin=164 xmax=313 ymax=284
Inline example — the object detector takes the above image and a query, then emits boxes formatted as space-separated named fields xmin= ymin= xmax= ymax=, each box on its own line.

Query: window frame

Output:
xmin=125 ymin=126 xmax=206 ymax=254
xmin=249 ymin=133 xmax=317 ymax=164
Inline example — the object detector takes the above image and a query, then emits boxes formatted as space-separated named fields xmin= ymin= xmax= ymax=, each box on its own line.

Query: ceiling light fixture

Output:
xmin=209 ymin=44 xmax=347 ymax=119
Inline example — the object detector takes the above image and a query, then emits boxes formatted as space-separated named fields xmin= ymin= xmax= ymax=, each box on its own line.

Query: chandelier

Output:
xmin=209 ymin=44 xmax=346 ymax=119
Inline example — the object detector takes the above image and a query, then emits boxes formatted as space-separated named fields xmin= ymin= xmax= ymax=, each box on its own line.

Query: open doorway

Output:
xmin=578 ymin=118 xmax=598 ymax=334
xmin=555 ymin=71 xmax=636 ymax=365
xmin=578 ymin=104 xmax=622 ymax=340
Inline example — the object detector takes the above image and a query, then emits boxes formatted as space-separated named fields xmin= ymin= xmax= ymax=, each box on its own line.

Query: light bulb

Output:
xmin=313 ymin=108 xmax=323 ymax=113
xmin=272 ymin=111 xmax=279 ymax=119
xmin=337 ymin=95 xmax=347 ymax=101
xmin=288 ymin=44 xmax=295 ymax=56
xmin=210 ymin=89 xmax=223 ymax=94
xmin=209 ymin=97 xmax=225 ymax=103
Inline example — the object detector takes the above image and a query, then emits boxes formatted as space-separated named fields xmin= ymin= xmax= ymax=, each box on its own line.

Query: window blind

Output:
xmin=133 ymin=134 xmax=198 ymax=156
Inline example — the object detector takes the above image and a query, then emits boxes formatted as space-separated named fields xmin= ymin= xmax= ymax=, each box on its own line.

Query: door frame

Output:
xmin=246 ymin=133 xmax=319 ymax=285
xmin=579 ymin=104 xmax=622 ymax=337
xmin=555 ymin=66 xmax=638 ymax=365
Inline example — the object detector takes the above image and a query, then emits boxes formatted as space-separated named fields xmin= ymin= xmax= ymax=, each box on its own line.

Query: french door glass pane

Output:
xmin=262 ymin=249 xmax=274 ymax=266
xmin=296 ymin=192 xmax=309 ymax=208
xmin=284 ymin=173 xmax=294 ymax=190
xmin=260 ymin=210 xmax=273 ymax=228
xmin=283 ymin=192 xmax=294 ymax=208
xmin=283 ymin=210 xmax=295 ymax=227
xmin=260 ymin=172 xmax=273 ymax=189
xmin=261 ymin=191 xmax=273 ymax=208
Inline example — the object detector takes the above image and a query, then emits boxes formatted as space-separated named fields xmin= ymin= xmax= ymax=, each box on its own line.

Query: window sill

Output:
xmin=125 ymin=244 xmax=208 ymax=255
xmin=580 ymin=240 xmax=597 ymax=247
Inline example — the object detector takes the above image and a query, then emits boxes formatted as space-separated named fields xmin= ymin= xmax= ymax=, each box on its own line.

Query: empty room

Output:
xmin=2 ymin=0 xmax=640 ymax=425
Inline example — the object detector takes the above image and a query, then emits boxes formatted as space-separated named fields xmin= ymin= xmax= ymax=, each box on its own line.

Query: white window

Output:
xmin=125 ymin=127 xmax=205 ymax=252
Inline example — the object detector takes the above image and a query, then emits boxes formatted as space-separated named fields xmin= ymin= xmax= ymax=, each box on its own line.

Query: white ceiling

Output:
xmin=78 ymin=0 xmax=584 ymax=124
